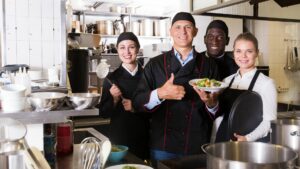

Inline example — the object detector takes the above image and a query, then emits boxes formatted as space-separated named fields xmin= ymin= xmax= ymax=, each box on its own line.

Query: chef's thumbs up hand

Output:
xmin=157 ymin=73 xmax=185 ymax=100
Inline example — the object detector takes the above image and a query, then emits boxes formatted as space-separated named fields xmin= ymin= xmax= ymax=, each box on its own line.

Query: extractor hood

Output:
xmin=192 ymin=0 xmax=249 ymax=14
xmin=192 ymin=0 xmax=300 ymax=14
xmin=274 ymin=0 xmax=300 ymax=7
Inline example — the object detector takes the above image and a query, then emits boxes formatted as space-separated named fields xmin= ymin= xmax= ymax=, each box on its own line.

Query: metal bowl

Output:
xmin=67 ymin=93 xmax=101 ymax=110
xmin=28 ymin=92 xmax=66 ymax=112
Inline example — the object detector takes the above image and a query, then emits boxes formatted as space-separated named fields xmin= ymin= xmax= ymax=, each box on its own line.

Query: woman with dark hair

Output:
xmin=98 ymin=32 xmax=150 ymax=160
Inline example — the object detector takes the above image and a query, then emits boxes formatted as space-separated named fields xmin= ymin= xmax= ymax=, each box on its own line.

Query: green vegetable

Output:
xmin=111 ymin=146 xmax=123 ymax=152
xmin=196 ymin=78 xmax=221 ymax=87
xmin=122 ymin=166 xmax=137 ymax=169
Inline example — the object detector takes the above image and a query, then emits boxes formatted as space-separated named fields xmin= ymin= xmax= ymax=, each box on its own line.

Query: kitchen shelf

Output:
xmin=0 ymin=108 xmax=98 ymax=124
xmin=73 ymin=10 xmax=170 ymax=19
xmin=72 ymin=10 xmax=171 ymax=38
xmin=101 ymin=34 xmax=170 ymax=39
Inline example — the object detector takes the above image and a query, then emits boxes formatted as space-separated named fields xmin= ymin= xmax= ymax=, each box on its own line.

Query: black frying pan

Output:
xmin=228 ymin=91 xmax=263 ymax=141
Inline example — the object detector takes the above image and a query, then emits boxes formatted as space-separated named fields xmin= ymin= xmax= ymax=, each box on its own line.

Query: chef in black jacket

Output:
xmin=133 ymin=12 xmax=219 ymax=166
xmin=201 ymin=20 xmax=238 ymax=80
xmin=98 ymin=32 xmax=150 ymax=160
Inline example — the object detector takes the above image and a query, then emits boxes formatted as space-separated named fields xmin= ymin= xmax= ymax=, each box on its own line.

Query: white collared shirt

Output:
xmin=122 ymin=63 xmax=138 ymax=76
xmin=222 ymin=68 xmax=277 ymax=141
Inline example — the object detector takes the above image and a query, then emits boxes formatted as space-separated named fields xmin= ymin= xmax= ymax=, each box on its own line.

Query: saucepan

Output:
xmin=202 ymin=141 xmax=298 ymax=169
xmin=0 ymin=118 xmax=28 ymax=154
xmin=0 ymin=118 xmax=51 ymax=169
xmin=271 ymin=119 xmax=300 ymax=166
xmin=0 ymin=117 xmax=29 ymax=169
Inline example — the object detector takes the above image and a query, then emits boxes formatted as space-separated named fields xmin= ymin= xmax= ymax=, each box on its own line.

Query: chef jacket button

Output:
xmin=185 ymin=115 xmax=189 ymax=119
xmin=181 ymin=132 xmax=185 ymax=135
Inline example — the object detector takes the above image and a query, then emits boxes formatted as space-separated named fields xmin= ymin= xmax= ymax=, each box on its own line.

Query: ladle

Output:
xmin=96 ymin=59 xmax=124 ymax=100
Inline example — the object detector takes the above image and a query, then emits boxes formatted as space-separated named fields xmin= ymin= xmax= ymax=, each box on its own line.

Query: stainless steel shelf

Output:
xmin=100 ymin=34 xmax=170 ymax=39
xmin=0 ymin=108 xmax=98 ymax=124
xmin=73 ymin=10 xmax=170 ymax=19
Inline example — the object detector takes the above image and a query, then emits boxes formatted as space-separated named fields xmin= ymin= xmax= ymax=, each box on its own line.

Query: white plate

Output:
xmin=105 ymin=164 xmax=153 ymax=169
xmin=189 ymin=78 xmax=228 ymax=93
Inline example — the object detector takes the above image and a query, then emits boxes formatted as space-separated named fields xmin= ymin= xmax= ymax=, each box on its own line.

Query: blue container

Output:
xmin=108 ymin=145 xmax=129 ymax=163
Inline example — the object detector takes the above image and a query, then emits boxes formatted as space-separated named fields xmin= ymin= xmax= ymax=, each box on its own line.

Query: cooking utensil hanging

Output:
xmin=284 ymin=46 xmax=291 ymax=70
xmin=284 ymin=39 xmax=299 ymax=72
xmin=293 ymin=46 xmax=299 ymax=70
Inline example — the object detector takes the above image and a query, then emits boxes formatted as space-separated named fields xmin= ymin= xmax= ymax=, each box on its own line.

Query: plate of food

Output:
xmin=105 ymin=164 xmax=153 ymax=169
xmin=189 ymin=78 xmax=228 ymax=93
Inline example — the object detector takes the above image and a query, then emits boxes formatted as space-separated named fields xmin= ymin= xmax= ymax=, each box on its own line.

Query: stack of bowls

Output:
xmin=0 ymin=84 xmax=27 ymax=113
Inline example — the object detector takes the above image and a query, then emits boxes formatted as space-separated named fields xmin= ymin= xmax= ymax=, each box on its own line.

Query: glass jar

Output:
xmin=56 ymin=120 xmax=73 ymax=156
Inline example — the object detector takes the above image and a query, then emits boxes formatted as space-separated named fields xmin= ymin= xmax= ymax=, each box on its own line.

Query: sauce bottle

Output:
xmin=56 ymin=120 xmax=73 ymax=155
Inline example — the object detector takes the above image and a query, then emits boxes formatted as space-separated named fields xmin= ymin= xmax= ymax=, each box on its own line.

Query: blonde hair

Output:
xmin=233 ymin=32 xmax=258 ymax=52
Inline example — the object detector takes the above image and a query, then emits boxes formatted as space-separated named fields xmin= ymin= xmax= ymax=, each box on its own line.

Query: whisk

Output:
xmin=80 ymin=137 xmax=102 ymax=169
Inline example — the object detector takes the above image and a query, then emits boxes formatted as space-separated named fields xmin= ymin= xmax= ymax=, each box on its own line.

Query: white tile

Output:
xmin=29 ymin=41 xmax=42 ymax=68
xmin=16 ymin=40 xmax=30 ymax=65
xmin=16 ymin=0 xmax=28 ymax=17
xmin=42 ymin=0 xmax=54 ymax=18
xmin=42 ymin=18 xmax=54 ymax=41
xmin=6 ymin=40 xmax=17 ymax=64
xmin=29 ymin=0 xmax=42 ymax=17
xmin=42 ymin=41 xmax=54 ymax=68
xmin=5 ymin=0 xmax=16 ymax=16
xmin=16 ymin=17 xmax=29 ymax=41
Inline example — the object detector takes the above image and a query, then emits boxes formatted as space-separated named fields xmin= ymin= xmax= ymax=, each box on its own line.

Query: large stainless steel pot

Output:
xmin=0 ymin=118 xmax=50 ymax=169
xmin=0 ymin=118 xmax=28 ymax=154
xmin=271 ymin=119 xmax=300 ymax=165
xmin=140 ymin=19 xmax=153 ymax=36
xmin=0 ymin=118 xmax=29 ymax=169
xmin=96 ymin=20 xmax=114 ymax=35
xmin=202 ymin=142 xmax=298 ymax=169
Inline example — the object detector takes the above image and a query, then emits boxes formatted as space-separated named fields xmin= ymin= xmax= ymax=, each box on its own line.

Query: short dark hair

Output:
xmin=205 ymin=20 xmax=229 ymax=37
xmin=171 ymin=12 xmax=195 ymax=26
xmin=116 ymin=32 xmax=140 ymax=49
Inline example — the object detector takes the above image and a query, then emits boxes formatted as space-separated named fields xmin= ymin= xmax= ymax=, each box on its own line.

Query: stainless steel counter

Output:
xmin=56 ymin=128 xmax=147 ymax=169
xmin=0 ymin=108 xmax=98 ymax=124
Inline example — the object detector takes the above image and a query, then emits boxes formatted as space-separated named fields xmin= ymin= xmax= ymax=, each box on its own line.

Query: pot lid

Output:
xmin=0 ymin=118 xmax=27 ymax=142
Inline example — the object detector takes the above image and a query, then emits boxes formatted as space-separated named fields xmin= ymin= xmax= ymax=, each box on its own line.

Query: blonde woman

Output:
xmin=214 ymin=32 xmax=277 ymax=142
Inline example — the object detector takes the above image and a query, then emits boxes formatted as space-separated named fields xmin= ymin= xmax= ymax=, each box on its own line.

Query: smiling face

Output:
xmin=117 ymin=40 xmax=138 ymax=65
xmin=170 ymin=20 xmax=198 ymax=49
xmin=233 ymin=39 xmax=258 ymax=75
xmin=204 ymin=28 xmax=229 ymax=58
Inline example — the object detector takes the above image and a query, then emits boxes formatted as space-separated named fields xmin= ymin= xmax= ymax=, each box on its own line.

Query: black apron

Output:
xmin=215 ymin=70 xmax=269 ymax=142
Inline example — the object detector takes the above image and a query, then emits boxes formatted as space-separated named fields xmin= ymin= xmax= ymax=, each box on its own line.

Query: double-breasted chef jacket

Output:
xmin=133 ymin=48 xmax=219 ymax=155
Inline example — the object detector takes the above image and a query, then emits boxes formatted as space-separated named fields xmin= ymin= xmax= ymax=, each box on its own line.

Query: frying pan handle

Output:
xmin=294 ymin=47 xmax=298 ymax=58
xmin=201 ymin=143 xmax=210 ymax=154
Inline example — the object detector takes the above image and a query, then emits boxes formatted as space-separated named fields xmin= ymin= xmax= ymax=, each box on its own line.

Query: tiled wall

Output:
xmin=254 ymin=21 xmax=300 ymax=104
xmin=2 ymin=0 xmax=64 ymax=79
